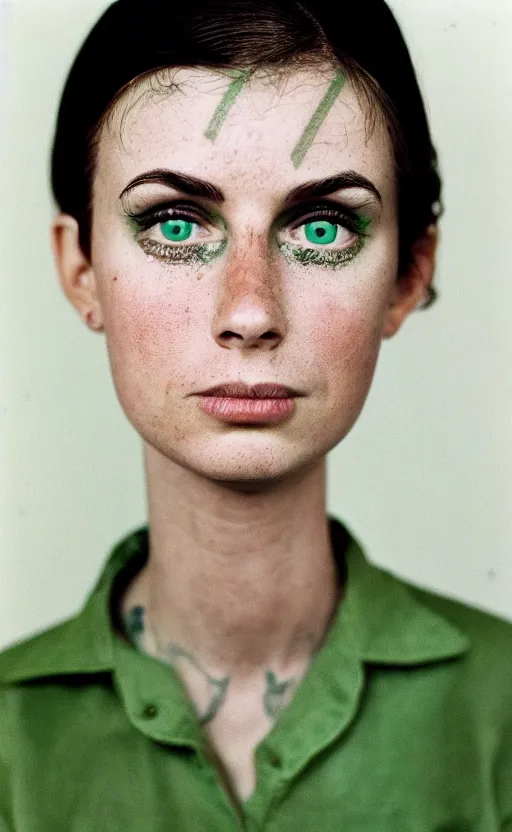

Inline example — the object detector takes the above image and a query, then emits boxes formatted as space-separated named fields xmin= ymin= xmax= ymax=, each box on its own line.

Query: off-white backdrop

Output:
xmin=1 ymin=0 xmax=511 ymax=651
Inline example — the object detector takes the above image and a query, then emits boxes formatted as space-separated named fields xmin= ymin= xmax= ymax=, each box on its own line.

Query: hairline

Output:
xmin=87 ymin=58 xmax=400 ymax=193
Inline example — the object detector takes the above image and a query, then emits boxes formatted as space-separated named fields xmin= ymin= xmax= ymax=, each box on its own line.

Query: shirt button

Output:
xmin=142 ymin=704 xmax=158 ymax=719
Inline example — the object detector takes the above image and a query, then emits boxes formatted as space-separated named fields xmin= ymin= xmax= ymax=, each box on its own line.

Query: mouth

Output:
xmin=196 ymin=382 xmax=302 ymax=399
xmin=195 ymin=382 xmax=302 ymax=424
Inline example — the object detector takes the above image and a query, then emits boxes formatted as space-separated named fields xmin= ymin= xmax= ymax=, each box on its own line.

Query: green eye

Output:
xmin=161 ymin=219 xmax=194 ymax=242
xmin=304 ymin=220 xmax=338 ymax=245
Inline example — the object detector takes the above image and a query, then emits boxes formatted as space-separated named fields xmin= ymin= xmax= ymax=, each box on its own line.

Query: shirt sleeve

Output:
xmin=0 ymin=691 xmax=13 ymax=830
xmin=497 ymin=709 xmax=512 ymax=830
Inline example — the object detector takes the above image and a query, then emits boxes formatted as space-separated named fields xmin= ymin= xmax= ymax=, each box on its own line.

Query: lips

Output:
xmin=197 ymin=382 xmax=301 ymax=398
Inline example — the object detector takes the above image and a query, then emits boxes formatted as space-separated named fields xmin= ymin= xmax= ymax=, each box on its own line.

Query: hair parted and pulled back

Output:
xmin=51 ymin=0 xmax=442 ymax=308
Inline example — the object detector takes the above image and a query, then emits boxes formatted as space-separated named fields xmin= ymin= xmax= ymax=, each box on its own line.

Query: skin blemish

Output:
xmin=204 ymin=69 xmax=251 ymax=143
xmin=291 ymin=67 xmax=346 ymax=168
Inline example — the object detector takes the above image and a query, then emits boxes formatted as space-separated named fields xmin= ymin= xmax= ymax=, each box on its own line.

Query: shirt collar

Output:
xmin=340 ymin=527 xmax=470 ymax=663
xmin=0 ymin=517 xmax=469 ymax=684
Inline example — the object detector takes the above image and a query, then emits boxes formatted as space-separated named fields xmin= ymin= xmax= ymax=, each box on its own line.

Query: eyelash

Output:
xmin=126 ymin=201 xmax=371 ymax=268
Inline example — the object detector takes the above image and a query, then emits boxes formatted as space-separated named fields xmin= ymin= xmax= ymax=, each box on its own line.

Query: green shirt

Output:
xmin=0 ymin=516 xmax=511 ymax=831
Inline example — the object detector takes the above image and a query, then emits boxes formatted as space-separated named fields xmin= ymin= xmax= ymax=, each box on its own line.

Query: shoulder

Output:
xmin=0 ymin=606 xmax=112 ymax=686
xmin=0 ymin=617 xmax=78 ymax=685
xmin=399 ymin=577 xmax=512 ymax=823
xmin=406 ymin=578 xmax=512 ymax=651
xmin=400 ymin=574 xmax=512 ymax=688
xmin=0 ymin=621 xmax=78 ymax=781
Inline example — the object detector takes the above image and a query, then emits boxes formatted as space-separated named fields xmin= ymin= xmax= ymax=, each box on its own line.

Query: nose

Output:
xmin=211 ymin=239 xmax=287 ymax=351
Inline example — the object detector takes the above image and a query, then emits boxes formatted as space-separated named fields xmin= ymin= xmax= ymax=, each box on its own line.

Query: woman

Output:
xmin=0 ymin=0 xmax=511 ymax=828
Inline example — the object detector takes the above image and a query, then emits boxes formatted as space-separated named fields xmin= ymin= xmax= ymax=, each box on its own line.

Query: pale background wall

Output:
xmin=0 ymin=0 xmax=511 ymax=651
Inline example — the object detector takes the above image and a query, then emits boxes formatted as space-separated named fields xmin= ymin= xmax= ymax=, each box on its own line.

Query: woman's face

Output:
xmin=83 ymin=65 xmax=421 ymax=484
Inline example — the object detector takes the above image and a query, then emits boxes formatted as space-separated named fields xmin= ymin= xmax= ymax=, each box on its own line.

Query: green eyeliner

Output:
xmin=127 ymin=207 xmax=371 ymax=269
xmin=356 ymin=215 xmax=372 ymax=235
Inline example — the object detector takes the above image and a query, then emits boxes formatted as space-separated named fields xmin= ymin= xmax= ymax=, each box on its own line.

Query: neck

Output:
xmin=121 ymin=444 xmax=342 ymax=686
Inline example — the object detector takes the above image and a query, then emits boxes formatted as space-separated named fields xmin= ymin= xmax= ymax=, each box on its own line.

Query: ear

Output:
xmin=382 ymin=225 xmax=439 ymax=339
xmin=50 ymin=213 xmax=104 ymax=332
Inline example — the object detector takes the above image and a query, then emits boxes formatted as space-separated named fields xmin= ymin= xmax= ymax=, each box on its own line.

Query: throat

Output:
xmin=118 ymin=536 xmax=343 ymax=676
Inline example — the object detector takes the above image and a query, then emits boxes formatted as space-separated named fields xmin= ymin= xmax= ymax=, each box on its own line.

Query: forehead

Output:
xmin=95 ymin=65 xmax=394 ymax=199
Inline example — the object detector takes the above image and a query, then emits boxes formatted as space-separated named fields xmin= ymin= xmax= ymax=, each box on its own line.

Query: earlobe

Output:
xmin=382 ymin=225 xmax=439 ymax=339
xmin=50 ymin=213 xmax=104 ymax=332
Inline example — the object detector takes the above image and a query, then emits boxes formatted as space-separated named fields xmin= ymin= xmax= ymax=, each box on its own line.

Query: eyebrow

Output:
xmin=284 ymin=172 xmax=382 ymax=207
xmin=118 ymin=168 xmax=382 ymax=206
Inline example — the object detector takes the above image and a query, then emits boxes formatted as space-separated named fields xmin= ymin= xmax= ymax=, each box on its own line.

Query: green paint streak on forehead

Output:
xmin=204 ymin=70 xmax=251 ymax=142
xmin=291 ymin=68 xmax=346 ymax=168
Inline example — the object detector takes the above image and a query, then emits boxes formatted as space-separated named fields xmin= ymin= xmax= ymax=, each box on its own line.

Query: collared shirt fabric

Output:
xmin=0 ymin=516 xmax=511 ymax=831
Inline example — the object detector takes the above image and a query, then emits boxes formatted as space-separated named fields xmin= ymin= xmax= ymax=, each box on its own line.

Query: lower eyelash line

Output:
xmin=139 ymin=238 xmax=227 ymax=264
xmin=278 ymin=238 xmax=365 ymax=269
xmin=139 ymin=235 xmax=367 ymax=268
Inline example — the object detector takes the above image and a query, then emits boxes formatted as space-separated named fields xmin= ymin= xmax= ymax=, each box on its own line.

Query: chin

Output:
xmin=188 ymin=451 xmax=313 ymax=487
xmin=150 ymin=431 xmax=326 ymax=488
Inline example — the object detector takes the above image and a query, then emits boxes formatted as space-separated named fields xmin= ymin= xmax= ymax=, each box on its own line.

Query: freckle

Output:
xmin=113 ymin=276 xmax=118 ymax=282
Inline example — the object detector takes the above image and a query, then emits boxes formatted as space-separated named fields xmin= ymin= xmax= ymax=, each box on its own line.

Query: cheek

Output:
xmin=99 ymin=267 xmax=197 ymax=407
xmin=303 ymin=282 xmax=386 ymax=436
xmin=296 ymin=233 xmax=398 ymax=387
xmin=308 ymin=289 xmax=385 ymax=382
xmin=306 ymin=296 xmax=385 ymax=448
